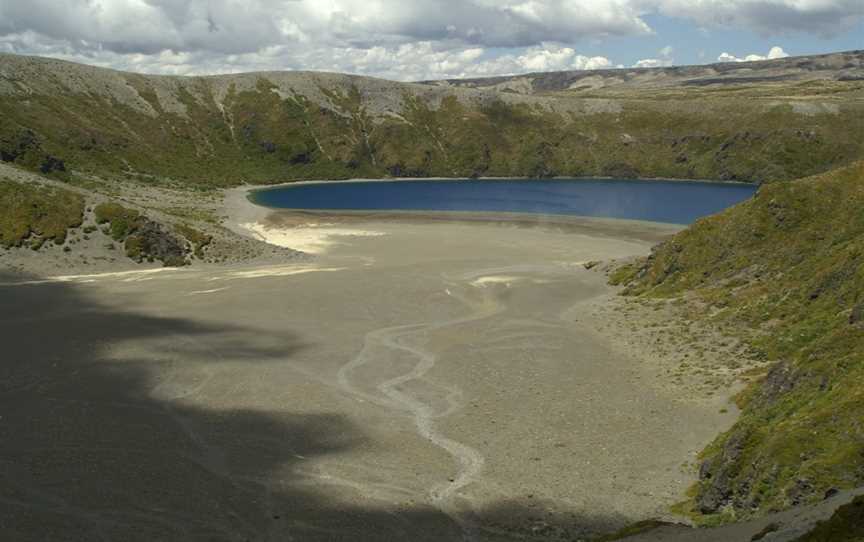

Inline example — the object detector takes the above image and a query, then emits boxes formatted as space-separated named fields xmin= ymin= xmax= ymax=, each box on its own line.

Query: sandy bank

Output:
xmin=221 ymin=183 xmax=684 ymax=256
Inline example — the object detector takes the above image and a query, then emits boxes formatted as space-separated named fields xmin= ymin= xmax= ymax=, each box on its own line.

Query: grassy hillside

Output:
xmin=1 ymin=53 xmax=863 ymax=190
xmin=613 ymin=161 xmax=864 ymax=523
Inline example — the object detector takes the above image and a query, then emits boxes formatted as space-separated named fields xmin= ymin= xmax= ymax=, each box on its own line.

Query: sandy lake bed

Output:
xmin=0 ymin=202 xmax=750 ymax=541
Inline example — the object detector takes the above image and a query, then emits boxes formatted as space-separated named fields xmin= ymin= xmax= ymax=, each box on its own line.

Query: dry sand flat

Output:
xmin=2 ymin=208 xmax=753 ymax=540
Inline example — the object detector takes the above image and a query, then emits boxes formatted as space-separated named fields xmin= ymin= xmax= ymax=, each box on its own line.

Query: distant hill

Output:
xmin=421 ymin=50 xmax=864 ymax=94
xmin=1 ymin=50 xmax=862 ymax=188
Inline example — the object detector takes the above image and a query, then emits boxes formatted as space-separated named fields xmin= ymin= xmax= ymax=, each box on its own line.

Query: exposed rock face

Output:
xmin=0 ymin=129 xmax=39 ymax=162
xmin=697 ymin=431 xmax=747 ymax=514
xmin=787 ymin=478 xmax=815 ymax=507
xmin=752 ymin=362 xmax=800 ymax=408
xmin=39 ymin=155 xmax=66 ymax=174
xmin=125 ymin=221 xmax=188 ymax=267
xmin=696 ymin=362 xmax=812 ymax=515
xmin=850 ymin=303 xmax=864 ymax=325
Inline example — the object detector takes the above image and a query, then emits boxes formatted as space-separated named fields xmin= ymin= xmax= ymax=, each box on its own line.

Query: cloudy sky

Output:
xmin=0 ymin=1 xmax=862 ymax=81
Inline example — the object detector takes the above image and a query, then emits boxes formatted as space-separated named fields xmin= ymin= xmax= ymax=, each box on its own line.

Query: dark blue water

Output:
xmin=251 ymin=178 xmax=757 ymax=225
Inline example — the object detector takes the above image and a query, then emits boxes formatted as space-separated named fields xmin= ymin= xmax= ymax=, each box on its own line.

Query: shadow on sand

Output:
xmin=0 ymin=271 xmax=637 ymax=541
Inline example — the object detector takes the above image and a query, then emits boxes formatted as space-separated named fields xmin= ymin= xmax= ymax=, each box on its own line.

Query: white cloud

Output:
xmin=633 ymin=58 xmax=669 ymax=68
xmin=0 ymin=1 xmax=653 ymax=53
xmin=0 ymin=1 xmax=860 ymax=79
xmin=654 ymin=0 xmax=864 ymax=37
xmin=0 ymin=33 xmax=611 ymax=81
xmin=328 ymin=43 xmax=612 ymax=81
xmin=633 ymin=44 xmax=674 ymax=68
xmin=718 ymin=46 xmax=790 ymax=63
xmin=490 ymin=44 xmax=613 ymax=74
xmin=0 ymin=0 xmax=641 ymax=79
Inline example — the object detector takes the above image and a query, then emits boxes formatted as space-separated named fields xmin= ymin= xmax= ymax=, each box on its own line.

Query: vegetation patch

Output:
xmin=174 ymin=223 xmax=212 ymax=259
xmin=0 ymin=178 xmax=84 ymax=249
xmin=94 ymin=202 xmax=144 ymax=241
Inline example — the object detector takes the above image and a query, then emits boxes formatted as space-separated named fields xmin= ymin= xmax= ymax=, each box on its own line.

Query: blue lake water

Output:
xmin=250 ymin=178 xmax=757 ymax=225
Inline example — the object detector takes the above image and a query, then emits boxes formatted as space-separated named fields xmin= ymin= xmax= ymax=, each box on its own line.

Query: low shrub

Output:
xmin=0 ymin=179 xmax=84 ymax=248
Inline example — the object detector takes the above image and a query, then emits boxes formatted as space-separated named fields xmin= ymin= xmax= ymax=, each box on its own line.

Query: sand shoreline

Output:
xmin=234 ymin=174 xmax=754 ymax=194
xmin=221 ymin=183 xmax=685 ymax=255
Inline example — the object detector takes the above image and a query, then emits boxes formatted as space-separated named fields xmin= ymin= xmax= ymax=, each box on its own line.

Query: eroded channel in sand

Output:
xmin=336 ymin=274 xmax=509 ymax=511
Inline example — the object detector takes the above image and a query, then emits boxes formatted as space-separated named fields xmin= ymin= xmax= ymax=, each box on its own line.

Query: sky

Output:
xmin=0 ymin=1 xmax=862 ymax=81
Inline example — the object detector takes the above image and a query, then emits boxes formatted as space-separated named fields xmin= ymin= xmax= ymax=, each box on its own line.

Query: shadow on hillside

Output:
xmin=0 ymin=271 xmax=630 ymax=541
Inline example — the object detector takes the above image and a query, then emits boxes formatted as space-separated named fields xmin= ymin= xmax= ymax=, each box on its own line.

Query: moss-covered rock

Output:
xmin=124 ymin=221 xmax=188 ymax=267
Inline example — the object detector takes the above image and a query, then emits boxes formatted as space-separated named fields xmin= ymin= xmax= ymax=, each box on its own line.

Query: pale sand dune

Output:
xmin=216 ymin=264 xmax=349 ymax=280
xmin=0 ymin=266 xmax=188 ymax=285
xmin=187 ymin=287 xmax=231 ymax=295
xmin=471 ymin=274 xmax=557 ymax=287
xmin=240 ymin=221 xmax=387 ymax=254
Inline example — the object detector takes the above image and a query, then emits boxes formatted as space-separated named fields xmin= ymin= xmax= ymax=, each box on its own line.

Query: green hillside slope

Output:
xmin=1 ymin=53 xmax=863 ymax=189
xmin=614 ymin=161 xmax=864 ymax=523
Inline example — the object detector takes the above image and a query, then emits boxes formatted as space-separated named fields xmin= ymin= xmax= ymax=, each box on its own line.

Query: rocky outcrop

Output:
xmin=95 ymin=202 xmax=190 ymax=267
xmin=39 ymin=155 xmax=66 ymax=174
xmin=696 ymin=362 xmax=807 ymax=515
xmin=697 ymin=431 xmax=748 ymax=514
xmin=751 ymin=362 xmax=800 ymax=408
xmin=124 ymin=221 xmax=188 ymax=267
xmin=0 ymin=129 xmax=40 ymax=163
